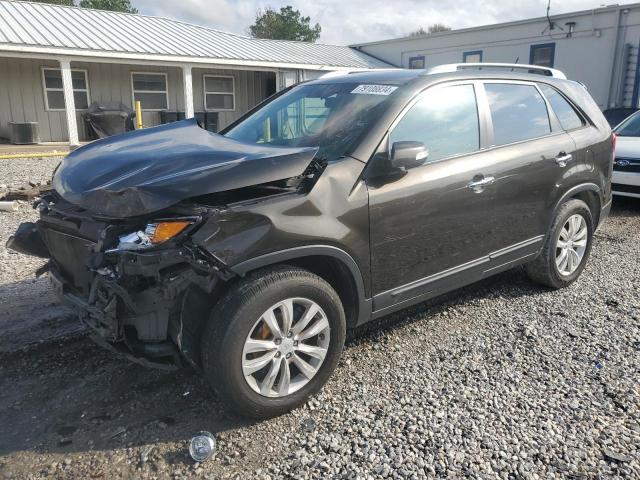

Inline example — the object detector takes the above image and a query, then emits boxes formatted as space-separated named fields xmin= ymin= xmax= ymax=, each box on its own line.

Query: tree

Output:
xmin=25 ymin=0 xmax=138 ymax=11
xmin=249 ymin=6 xmax=321 ymax=42
xmin=427 ymin=23 xmax=451 ymax=33
xmin=78 ymin=0 xmax=137 ymax=13
xmin=30 ymin=0 xmax=74 ymax=5
xmin=409 ymin=23 xmax=451 ymax=37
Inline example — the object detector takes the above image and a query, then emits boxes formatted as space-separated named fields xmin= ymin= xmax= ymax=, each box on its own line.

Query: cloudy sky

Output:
xmin=133 ymin=0 xmax=634 ymax=45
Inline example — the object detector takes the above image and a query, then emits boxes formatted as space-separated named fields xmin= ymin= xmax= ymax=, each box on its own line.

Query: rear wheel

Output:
xmin=201 ymin=266 xmax=346 ymax=419
xmin=526 ymin=198 xmax=594 ymax=289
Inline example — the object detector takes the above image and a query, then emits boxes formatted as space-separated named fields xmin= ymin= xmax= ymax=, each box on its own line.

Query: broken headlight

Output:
xmin=115 ymin=221 xmax=192 ymax=251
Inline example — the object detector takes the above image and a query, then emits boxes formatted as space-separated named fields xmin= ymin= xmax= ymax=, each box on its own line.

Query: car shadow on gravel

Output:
xmin=348 ymin=266 xmax=544 ymax=347
xmin=0 ymin=269 xmax=544 ymax=461
xmin=0 ymin=332 xmax=260 ymax=460
xmin=0 ymin=197 xmax=637 ymax=461
xmin=610 ymin=195 xmax=640 ymax=215
xmin=0 ymin=277 xmax=80 ymax=354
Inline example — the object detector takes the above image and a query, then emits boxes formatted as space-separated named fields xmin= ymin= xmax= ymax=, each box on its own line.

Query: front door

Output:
xmin=367 ymin=83 xmax=497 ymax=310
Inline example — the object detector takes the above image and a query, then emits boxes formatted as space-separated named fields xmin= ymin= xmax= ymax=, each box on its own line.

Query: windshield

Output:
xmin=224 ymin=83 xmax=395 ymax=160
xmin=614 ymin=112 xmax=640 ymax=136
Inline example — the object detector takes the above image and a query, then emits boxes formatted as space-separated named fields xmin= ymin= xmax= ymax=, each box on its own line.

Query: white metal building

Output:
xmin=0 ymin=0 xmax=389 ymax=145
xmin=352 ymin=3 xmax=640 ymax=110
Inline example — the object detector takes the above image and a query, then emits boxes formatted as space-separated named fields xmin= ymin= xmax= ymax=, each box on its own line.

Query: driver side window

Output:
xmin=390 ymin=84 xmax=480 ymax=163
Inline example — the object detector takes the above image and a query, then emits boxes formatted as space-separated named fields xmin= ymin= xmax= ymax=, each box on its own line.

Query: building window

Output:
xmin=530 ymin=43 xmax=555 ymax=68
xmin=408 ymin=56 xmax=425 ymax=69
xmin=42 ymin=68 xmax=90 ymax=111
xmin=463 ymin=50 xmax=483 ymax=63
xmin=203 ymin=75 xmax=235 ymax=111
xmin=131 ymin=72 xmax=168 ymax=111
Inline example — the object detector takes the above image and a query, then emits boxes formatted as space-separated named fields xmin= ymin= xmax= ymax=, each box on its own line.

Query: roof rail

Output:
xmin=317 ymin=68 xmax=402 ymax=79
xmin=425 ymin=63 xmax=567 ymax=79
xmin=318 ymin=70 xmax=354 ymax=79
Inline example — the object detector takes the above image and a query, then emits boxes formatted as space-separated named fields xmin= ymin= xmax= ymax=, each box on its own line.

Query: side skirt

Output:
xmin=365 ymin=236 xmax=544 ymax=322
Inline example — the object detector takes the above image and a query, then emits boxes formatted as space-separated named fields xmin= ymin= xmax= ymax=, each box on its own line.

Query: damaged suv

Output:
xmin=9 ymin=65 xmax=613 ymax=418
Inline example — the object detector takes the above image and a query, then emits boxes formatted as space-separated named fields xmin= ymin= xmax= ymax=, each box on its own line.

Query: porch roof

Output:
xmin=0 ymin=1 xmax=391 ymax=70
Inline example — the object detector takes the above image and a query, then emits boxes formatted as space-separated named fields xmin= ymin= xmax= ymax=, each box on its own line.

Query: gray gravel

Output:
xmin=253 ymin=205 xmax=640 ymax=479
xmin=0 ymin=156 xmax=638 ymax=479
xmin=0 ymin=156 xmax=62 ymax=192
xmin=0 ymin=155 xmax=62 ymax=281
xmin=0 ymin=156 xmax=79 ymax=353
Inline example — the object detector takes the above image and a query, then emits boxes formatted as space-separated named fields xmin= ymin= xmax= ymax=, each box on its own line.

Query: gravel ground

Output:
xmin=0 ymin=157 xmax=80 ymax=354
xmin=0 ymin=157 xmax=638 ymax=479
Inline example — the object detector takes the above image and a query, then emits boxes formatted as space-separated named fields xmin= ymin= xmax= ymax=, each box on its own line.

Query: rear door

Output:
xmin=537 ymin=83 xmax=598 ymax=182
xmin=479 ymin=81 xmax=578 ymax=256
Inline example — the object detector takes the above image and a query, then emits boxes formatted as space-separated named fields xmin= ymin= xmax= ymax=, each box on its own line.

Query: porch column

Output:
xmin=59 ymin=59 xmax=79 ymax=147
xmin=182 ymin=65 xmax=194 ymax=119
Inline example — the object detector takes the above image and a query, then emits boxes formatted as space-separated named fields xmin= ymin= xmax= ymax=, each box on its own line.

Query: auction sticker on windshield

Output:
xmin=351 ymin=84 xmax=398 ymax=95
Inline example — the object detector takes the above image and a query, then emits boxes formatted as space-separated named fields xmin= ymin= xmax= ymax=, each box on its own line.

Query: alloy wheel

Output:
xmin=241 ymin=298 xmax=330 ymax=397
xmin=556 ymin=214 xmax=588 ymax=276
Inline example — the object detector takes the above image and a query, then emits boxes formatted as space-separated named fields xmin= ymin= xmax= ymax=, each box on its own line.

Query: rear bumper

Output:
xmin=612 ymin=171 xmax=640 ymax=198
xmin=613 ymin=170 xmax=640 ymax=186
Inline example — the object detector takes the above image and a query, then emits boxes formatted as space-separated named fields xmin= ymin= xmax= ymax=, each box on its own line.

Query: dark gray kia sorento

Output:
xmin=8 ymin=64 xmax=613 ymax=418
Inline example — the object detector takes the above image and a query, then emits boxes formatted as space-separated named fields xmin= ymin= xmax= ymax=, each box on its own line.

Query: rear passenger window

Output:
xmin=538 ymin=84 xmax=585 ymax=131
xmin=485 ymin=83 xmax=551 ymax=146
xmin=390 ymin=84 xmax=480 ymax=163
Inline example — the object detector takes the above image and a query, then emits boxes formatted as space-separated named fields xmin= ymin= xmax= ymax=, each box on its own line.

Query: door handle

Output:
xmin=467 ymin=175 xmax=495 ymax=193
xmin=554 ymin=152 xmax=572 ymax=167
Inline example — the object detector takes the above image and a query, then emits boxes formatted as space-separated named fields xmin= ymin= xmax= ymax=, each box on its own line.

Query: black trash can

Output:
xmin=204 ymin=112 xmax=218 ymax=133
xmin=9 ymin=122 xmax=40 ymax=145
xmin=159 ymin=111 xmax=186 ymax=124
xmin=194 ymin=111 xmax=206 ymax=128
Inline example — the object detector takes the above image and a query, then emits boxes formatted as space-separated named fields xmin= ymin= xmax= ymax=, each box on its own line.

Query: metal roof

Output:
xmin=0 ymin=1 xmax=390 ymax=69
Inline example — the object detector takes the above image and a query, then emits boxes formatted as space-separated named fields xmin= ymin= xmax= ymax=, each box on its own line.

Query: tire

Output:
xmin=526 ymin=198 xmax=594 ymax=289
xmin=201 ymin=265 xmax=346 ymax=419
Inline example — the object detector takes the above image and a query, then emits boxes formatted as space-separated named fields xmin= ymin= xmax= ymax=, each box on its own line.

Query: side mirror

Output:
xmin=390 ymin=141 xmax=429 ymax=170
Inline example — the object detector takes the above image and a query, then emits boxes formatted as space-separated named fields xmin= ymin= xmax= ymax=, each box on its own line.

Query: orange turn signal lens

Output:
xmin=148 ymin=221 xmax=191 ymax=244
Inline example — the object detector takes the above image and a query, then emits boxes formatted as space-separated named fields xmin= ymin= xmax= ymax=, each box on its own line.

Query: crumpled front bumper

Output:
xmin=8 ymin=192 xmax=227 ymax=370
xmin=49 ymin=266 xmax=183 ymax=370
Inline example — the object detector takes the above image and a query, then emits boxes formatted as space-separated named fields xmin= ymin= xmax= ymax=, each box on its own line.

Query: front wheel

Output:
xmin=526 ymin=198 xmax=594 ymax=289
xmin=201 ymin=266 xmax=346 ymax=419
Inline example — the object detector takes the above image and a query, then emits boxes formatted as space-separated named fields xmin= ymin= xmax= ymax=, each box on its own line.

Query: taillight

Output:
xmin=611 ymin=133 xmax=618 ymax=163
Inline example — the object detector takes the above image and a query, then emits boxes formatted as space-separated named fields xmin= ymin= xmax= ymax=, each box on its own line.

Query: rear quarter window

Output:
xmin=485 ymin=83 xmax=551 ymax=146
xmin=538 ymin=84 xmax=585 ymax=131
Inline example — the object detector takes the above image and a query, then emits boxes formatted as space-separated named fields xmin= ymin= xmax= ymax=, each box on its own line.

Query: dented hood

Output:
xmin=53 ymin=119 xmax=318 ymax=218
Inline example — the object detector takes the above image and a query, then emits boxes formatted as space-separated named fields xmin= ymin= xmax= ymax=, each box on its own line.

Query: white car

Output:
xmin=613 ymin=111 xmax=640 ymax=198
